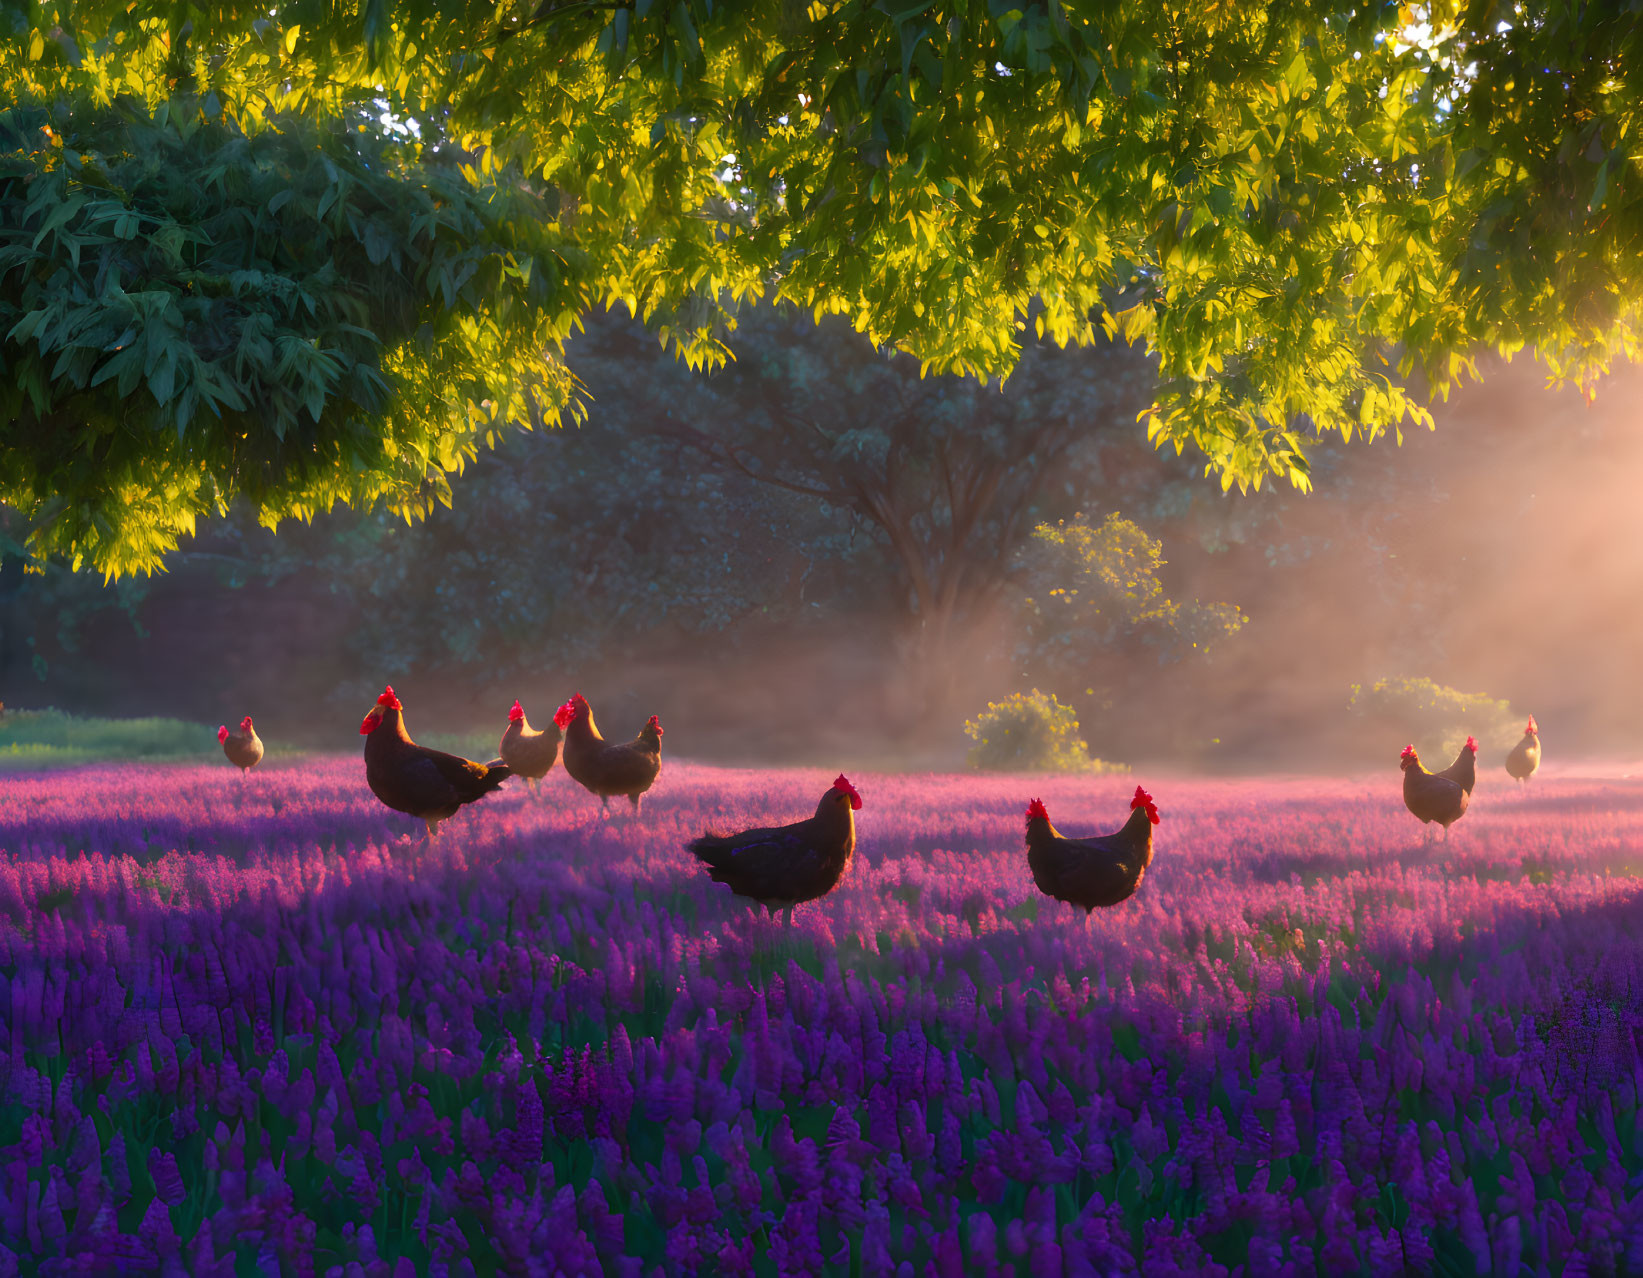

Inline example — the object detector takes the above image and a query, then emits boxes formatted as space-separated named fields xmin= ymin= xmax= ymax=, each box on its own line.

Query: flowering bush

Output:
xmin=0 ymin=756 xmax=1641 ymax=1272
xmin=963 ymin=689 xmax=1125 ymax=774
xmin=1350 ymin=675 xmax=1523 ymax=762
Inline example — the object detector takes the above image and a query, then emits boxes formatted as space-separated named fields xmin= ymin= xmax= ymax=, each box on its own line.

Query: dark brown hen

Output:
xmin=557 ymin=693 xmax=662 ymax=816
xmin=688 ymin=775 xmax=861 ymax=927
xmin=1401 ymin=744 xmax=1468 ymax=838
xmin=360 ymin=686 xmax=510 ymax=836
xmin=217 ymin=716 xmax=264 ymax=775
xmin=499 ymin=700 xmax=561 ymax=794
xmin=1026 ymin=787 xmax=1159 ymax=916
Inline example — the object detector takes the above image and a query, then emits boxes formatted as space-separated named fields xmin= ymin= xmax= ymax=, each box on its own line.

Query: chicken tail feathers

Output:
xmin=687 ymin=834 xmax=736 ymax=868
xmin=687 ymin=836 xmax=754 ymax=891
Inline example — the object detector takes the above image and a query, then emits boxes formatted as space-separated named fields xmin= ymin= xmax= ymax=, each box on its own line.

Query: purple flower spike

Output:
xmin=147 ymin=1149 xmax=186 ymax=1208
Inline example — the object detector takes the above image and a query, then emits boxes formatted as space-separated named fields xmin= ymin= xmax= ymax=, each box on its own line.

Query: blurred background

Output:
xmin=2 ymin=305 xmax=1637 ymax=773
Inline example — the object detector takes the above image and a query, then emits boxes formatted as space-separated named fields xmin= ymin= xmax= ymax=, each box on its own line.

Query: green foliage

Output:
xmin=1349 ymin=675 xmax=1523 ymax=764
xmin=0 ymin=97 xmax=585 ymax=576
xmin=0 ymin=706 xmax=218 ymax=767
xmin=963 ymin=688 xmax=1125 ymax=775
xmin=2 ymin=0 xmax=1635 ymax=515
xmin=1017 ymin=512 xmax=1245 ymax=693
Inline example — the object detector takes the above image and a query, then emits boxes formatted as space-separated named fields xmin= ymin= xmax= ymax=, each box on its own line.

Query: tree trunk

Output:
xmin=884 ymin=581 xmax=1012 ymax=742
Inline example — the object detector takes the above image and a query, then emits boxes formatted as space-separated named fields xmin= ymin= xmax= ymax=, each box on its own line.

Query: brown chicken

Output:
xmin=1025 ymin=787 xmax=1159 ymax=916
xmin=499 ymin=700 xmax=561 ymax=794
xmin=688 ymin=775 xmax=861 ymax=926
xmin=1436 ymin=735 xmax=1478 ymax=795
xmin=556 ymin=694 xmax=663 ymax=816
xmin=360 ymin=686 xmax=510 ymax=836
xmin=1401 ymin=744 xmax=1468 ymax=838
xmin=217 ymin=716 xmax=264 ymax=775
xmin=1506 ymin=715 xmax=1541 ymax=785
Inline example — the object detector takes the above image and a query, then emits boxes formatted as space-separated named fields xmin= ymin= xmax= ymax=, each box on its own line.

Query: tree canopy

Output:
xmin=1 ymin=0 xmax=1640 ymax=572
xmin=0 ymin=99 xmax=584 ymax=574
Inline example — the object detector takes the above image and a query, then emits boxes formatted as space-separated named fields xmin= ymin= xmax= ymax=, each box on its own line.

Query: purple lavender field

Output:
xmin=5 ymin=757 xmax=1643 ymax=1275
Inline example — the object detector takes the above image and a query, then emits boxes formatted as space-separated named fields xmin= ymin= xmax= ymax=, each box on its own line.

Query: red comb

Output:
xmin=1527 ymin=715 xmax=1538 ymax=734
xmin=1465 ymin=736 xmax=1478 ymax=753
xmin=509 ymin=700 xmax=524 ymax=722
xmin=217 ymin=725 xmax=229 ymax=744
xmin=1026 ymin=798 xmax=1050 ymax=825
xmin=1131 ymin=785 xmax=1160 ymax=825
xmin=241 ymin=716 xmax=253 ymax=730
xmin=377 ymin=686 xmax=401 ymax=710
xmin=553 ymin=698 xmax=576 ymax=729
xmin=647 ymin=714 xmax=663 ymax=736
xmin=832 ymin=774 xmax=863 ymax=810
xmin=1401 ymin=744 xmax=1417 ymax=761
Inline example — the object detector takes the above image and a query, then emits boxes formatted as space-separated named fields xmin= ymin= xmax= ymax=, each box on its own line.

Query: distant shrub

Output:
xmin=0 ymin=708 xmax=220 ymax=769
xmin=1349 ymin=676 xmax=1523 ymax=763
xmin=963 ymin=690 xmax=1128 ymax=774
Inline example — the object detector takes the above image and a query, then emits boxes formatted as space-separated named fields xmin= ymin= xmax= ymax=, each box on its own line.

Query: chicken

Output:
xmin=1506 ymin=715 xmax=1541 ymax=786
xmin=1436 ymin=735 xmax=1478 ymax=795
xmin=1025 ymin=786 xmax=1159 ymax=916
xmin=499 ymin=700 xmax=561 ymax=794
xmin=217 ymin=716 xmax=264 ymax=775
xmin=687 ymin=775 xmax=861 ymax=926
xmin=556 ymin=694 xmax=663 ymax=816
xmin=1401 ymin=744 xmax=1468 ymax=838
xmin=360 ymin=686 xmax=510 ymax=836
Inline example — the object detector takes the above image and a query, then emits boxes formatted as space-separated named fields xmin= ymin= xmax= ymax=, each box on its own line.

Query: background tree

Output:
xmin=573 ymin=305 xmax=1153 ymax=721
xmin=226 ymin=307 xmax=1152 ymax=732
